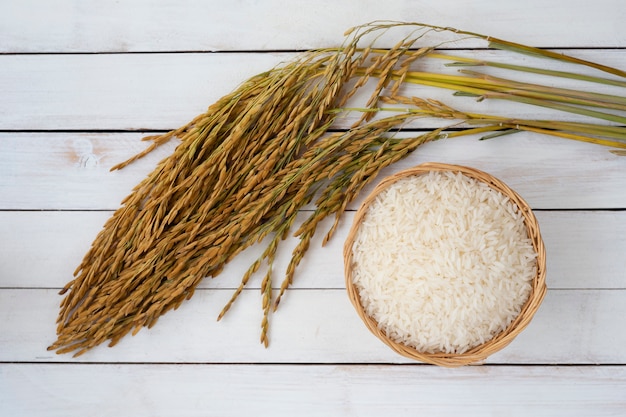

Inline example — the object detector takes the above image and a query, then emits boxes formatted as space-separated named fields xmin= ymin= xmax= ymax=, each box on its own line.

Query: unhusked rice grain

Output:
xmin=350 ymin=170 xmax=537 ymax=354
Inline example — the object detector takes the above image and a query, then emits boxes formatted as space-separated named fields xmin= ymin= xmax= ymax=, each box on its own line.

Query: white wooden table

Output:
xmin=1 ymin=1 xmax=625 ymax=415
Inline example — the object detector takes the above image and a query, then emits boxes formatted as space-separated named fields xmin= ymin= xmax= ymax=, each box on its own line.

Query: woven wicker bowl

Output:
xmin=344 ymin=162 xmax=547 ymax=367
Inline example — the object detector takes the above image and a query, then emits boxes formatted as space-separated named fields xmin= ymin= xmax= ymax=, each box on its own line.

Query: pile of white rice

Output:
xmin=350 ymin=170 xmax=537 ymax=354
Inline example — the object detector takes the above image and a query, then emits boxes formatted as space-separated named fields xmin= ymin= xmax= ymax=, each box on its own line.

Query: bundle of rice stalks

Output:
xmin=49 ymin=21 xmax=626 ymax=356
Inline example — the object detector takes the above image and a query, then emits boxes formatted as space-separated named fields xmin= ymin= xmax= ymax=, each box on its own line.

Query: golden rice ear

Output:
xmin=344 ymin=162 xmax=547 ymax=367
xmin=52 ymin=20 xmax=622 ymax=356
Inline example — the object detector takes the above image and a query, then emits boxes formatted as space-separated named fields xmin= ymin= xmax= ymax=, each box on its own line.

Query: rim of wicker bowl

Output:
xmin=343 ymin=162 xmax=547 ymax=367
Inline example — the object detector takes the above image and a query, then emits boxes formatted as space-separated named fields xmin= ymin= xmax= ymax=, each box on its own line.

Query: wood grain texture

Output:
xmin=2 ymin=50 xmax=625 ymax=131
xmin=1 ymin=288 xmax=624 ymax=364
xmin=1 ymin=132 xmax=625 ymax=210
xmin=1 ymin=210 xmax=624 ymax=290
xmin=2 ymin=364 xmax=626 ymax=417
xmin=0 ymin=53 xmax=289 ymax=130
xmin=1 ymin=0 xmax=625 ymax=52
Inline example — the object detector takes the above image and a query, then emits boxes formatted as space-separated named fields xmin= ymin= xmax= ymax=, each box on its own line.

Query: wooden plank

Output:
xmin=0 ymin=132 xmax=174 ymax=210
xmin=1 ymin=210 xmax=624 ymax=290
xmin=1 ymin=0 xmax=625 ymax=52
xmin=2 ymin=132 xmax=625 ymax=210
xmin=0 ymin=53 xmax=289 ymax=131
xmin=539 ymin=211 xmax=626 ymax=289
xmin=1 ymin=50 xmax=625 ymax=131
xmin=2 ymin=364 xmax=625 ymax=417
xmin=1 ymin=288 xmax=624 ymax=364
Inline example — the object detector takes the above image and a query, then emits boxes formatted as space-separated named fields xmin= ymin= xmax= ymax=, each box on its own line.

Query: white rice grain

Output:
xmin=350 ymin=171 xmax=537 ymax=354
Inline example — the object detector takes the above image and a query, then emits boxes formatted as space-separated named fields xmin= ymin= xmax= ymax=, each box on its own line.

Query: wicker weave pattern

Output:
xmin=344 ymin=162 xmax=547 ymax=367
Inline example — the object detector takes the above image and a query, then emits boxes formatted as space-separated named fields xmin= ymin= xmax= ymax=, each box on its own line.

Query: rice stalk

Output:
xmin=50 ymin=21 xmax=626 ymax=356
xmin=428 ymin=52 xmax=626 ymax=88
